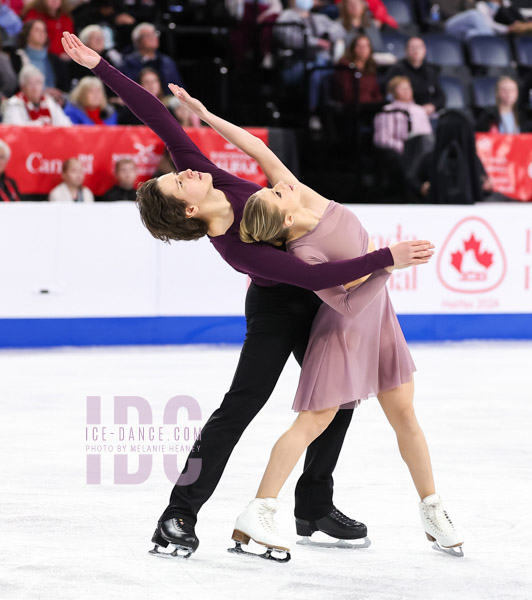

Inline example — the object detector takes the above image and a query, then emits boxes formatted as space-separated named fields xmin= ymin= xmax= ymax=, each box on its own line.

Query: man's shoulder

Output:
xmin=123 ymin=51 xmax=141 ymax=66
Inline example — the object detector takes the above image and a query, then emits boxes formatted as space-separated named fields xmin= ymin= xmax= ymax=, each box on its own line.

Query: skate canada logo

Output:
xmin=437 ymin=216 xmax=507 ymax=294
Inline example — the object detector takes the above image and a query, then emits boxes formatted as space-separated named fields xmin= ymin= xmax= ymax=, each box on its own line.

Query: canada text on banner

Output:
xmin=475 ymin=133 xmax=532 ymax=202
xmin=0 ymin=125 xmax=269 ymax=195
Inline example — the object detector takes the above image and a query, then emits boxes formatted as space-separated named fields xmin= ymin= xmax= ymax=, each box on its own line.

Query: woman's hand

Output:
xmin=168 ymin=84 xmax=207 ymax=120
xmin=61 ymin=31 xmax=101 ymax=69
xmin=387 ymin=240 xmax=435 ymax=271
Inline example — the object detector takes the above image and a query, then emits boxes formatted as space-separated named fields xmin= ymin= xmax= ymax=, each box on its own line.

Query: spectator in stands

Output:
xmin=412 ymin=110 xmax=489 ymax=204
xmin=101 ymin=158 xmax=137 ymax=202
xmin=140 ymin=68 xmax=201 ymax=126
xmin=0 ymin=31 xmax=18 ymax=100
xmin=0 ymin=1 xmax=23 ymax=36
xmin=48 ymin=157 xmax=94 ymax=203
xmin=439 ymin=0 xmax=476 ymax=21
xmin=338 ymin=0 xmax=384 ymax=53
xmin=373 ymin=75 xmax=432 ymax=154
xmin=275 ymin=0 xmax=345 ymax=115
xmin=361 ymin=0 xmax=398 ymax=30
xmin=0 ymin=140 xmax=22 ymax=202
xmin=2 ymin=64 xmax=71 ymax=125
xmin=227 ymin=0 xmax=282 ymax=68
xmin=69 ymin=24 xmax=122 ymax=84
xmin=444 ymin=0 xmax=531 ymax=39
xmin=69 ymin=0 xmax=137 ymax=51
xmin=64 ymin=76 xmax=117 ymax=125
xmin=122 ymin=23 xmax=183 ymax=87
xmin=384 ymin=37 xmax=445 ymax=117
xmin=23 ymin=0 xmax=74 ymax=58
xmin=117 ymin=67 xmax=200 ymax=126
xmin=5 ymin=1 xmax=25 ymax=16
xmin=333 ymin=34 xmax=383 ymax=104
xmin=477 ymin=76 xmax=532 ymax=134
xmin=11 ymin=20 xmax=70 ymax=102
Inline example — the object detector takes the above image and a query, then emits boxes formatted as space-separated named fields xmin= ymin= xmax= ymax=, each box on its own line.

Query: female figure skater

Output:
xmin=61 ymin=32 xmax=434 ymax=559
xmin=232 ymin=170 xmax=463 ymax=558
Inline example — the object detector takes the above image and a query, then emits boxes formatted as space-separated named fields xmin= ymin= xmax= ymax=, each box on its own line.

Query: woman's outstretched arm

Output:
xmin=61 ymin=32 xmax=217 ymax=174
xmin=168 ymin=84 xmax=297 ymax=186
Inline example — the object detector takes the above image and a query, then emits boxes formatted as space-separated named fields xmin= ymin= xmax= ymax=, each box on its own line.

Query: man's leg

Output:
xmin=159 ymin=284 xmax=319 ymax=525
xmin=294 ymin=409 xmax=354 ymax=520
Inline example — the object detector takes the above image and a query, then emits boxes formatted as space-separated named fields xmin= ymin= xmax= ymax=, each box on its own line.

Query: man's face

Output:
xmin=406 ymin=38 xmax=426 ymax=64
xmin=138 ymin=26 xmax=159 ymax=53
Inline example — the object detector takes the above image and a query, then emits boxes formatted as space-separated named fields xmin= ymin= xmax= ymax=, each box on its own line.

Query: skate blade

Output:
xmin=227 ymin=541 xmax=291 ymax=563
xmin=432 ymin=541 xmax=464 ymax=558
xmin=297 ymin=536 xmax=371 ymax=549
xmin=148 ymin=544 xmax=193 ymax=559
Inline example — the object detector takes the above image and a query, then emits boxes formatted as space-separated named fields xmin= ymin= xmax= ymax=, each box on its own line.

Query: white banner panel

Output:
xmin=0 ymin=203 xmax=530 ymax=319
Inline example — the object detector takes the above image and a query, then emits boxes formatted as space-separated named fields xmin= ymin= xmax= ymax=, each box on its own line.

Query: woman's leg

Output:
xmin=377 ymin=379 xmax=435 ymax=499
xmin=256 ymin=407 xmax=339 ymax=499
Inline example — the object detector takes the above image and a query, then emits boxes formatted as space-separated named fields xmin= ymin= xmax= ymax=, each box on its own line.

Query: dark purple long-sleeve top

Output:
xmin=91 ymin=59 xmax=394 ymax=291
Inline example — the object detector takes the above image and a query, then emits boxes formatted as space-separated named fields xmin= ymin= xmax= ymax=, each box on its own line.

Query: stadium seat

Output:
xmin=467 ymin=36 xmax=513 ymax=72
xmin=440 ymin=76 xmax=468 ymax=110
xmin=471 ymin=76 xmax=497 ymax=108
xmin=514 ymin=36 xmax=532 ymax=68
xmin=382 ymin=0 xmax=419 ymax=35
xmin=382 ymin=0 xmax=414 ymax=25
xmin=381 ymin=31 xmax=408 ymax=60
xmin=423 ymin=34 xmax=465 ymax=67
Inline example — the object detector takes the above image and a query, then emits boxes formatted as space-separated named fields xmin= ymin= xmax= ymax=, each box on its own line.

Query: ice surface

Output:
xmin=1 ymin=342 xmax=531 ymax=600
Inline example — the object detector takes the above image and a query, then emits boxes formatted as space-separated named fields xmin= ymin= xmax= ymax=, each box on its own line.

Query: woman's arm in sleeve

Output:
xmin=224 ymin=242 xmax=394 ymax=291
xmin=315 ymin=271 xmax=391 ymax=316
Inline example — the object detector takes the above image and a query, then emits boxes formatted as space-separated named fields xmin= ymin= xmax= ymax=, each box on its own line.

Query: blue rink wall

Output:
xmin=1 ymin=314 xmax=532 ymax=348
xmin=1 ymin=203 xmax=531 ymax=348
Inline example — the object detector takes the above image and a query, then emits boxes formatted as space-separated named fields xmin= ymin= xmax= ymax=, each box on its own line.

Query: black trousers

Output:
xmin=160 ymin=283 xmax=354 ymax=525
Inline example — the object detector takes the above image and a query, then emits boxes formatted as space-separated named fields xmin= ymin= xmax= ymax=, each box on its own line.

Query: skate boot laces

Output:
xmin=257 ymin=500 xmax=281 ymax=536
xmin=330 ymin=507 xmax=361 ymax=527
xmin=425 ymin=502 xmax=456 ymax=535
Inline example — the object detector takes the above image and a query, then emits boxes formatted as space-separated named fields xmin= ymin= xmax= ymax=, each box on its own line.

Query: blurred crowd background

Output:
xmin=1 ymin=0 xmax=532 ymax=204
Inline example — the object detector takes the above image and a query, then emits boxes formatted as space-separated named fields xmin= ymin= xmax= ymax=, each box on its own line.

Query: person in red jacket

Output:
xmin=23 ymin=0 xmax=74 ymax=58
xmin=334 ymin=0 xmax=398 ymax=29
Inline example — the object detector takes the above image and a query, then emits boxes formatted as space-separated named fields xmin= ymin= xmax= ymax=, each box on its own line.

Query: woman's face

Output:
xmin=347 ymin=0 xmax=365 ymax=19
xmin=85 ymin=85 xmax=104 ymax=109
xmin=497 ymin=79 xmax=518 ymax=108
xmin=23 ymin=76 xmax=44 ymax=104
xmin=28 ymin=20 xmax=48 ymax=48
xmin=354 ymin=37 xmax=371 ymax=63
xmin=140 ymin=72 xmax=162 ymax=97
xmin=45 ymin=0 xmax=62 ymax=14
xmin=256 ymin=180 xmax=301 ymax=217
xmin=88 ymin=30 xmax=106 ymax=54
xmin=394 ymin=81 xmax=413 ymax=102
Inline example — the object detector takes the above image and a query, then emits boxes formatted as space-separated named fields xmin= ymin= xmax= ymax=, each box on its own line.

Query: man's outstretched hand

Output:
xmin=61 ymin=31 xmax=101 ymax=69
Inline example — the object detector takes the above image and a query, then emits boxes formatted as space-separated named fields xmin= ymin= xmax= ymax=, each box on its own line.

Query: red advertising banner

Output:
xmin=475 ymin=133 xmax=532 ymax=202
xmin=0 ymin=125 xmax=269 ymax=195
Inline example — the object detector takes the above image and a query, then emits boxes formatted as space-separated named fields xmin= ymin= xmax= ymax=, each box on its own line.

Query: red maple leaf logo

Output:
xmin=451 ymin=234 xmax=493 ymax=272
xmin=451 ymin=251 xmax=463 ymax=273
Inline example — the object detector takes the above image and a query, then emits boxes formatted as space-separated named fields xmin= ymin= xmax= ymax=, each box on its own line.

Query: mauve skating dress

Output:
xmin=288 ymin=201 xmax=416 ymax=412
